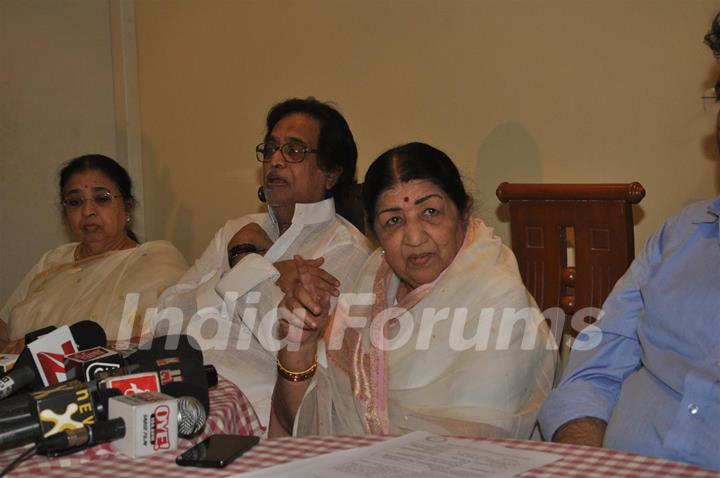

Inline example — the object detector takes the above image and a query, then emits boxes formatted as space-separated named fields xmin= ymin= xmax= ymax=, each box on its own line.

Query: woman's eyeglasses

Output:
xmin=62 ymin=192 xmax=121 ymax=209
xmin=255 ymin=141 xmax=319 ymax=163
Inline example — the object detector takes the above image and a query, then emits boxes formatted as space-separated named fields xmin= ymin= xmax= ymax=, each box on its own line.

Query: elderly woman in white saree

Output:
xmin=270 ymin=142 xmax=556 ymax=438
xmin=0 ymin=155 xmax=187 ymax=351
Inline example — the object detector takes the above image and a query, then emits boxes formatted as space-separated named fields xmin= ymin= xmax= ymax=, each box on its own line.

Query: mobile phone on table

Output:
xmin=176 ymin=434 xmax=260 ymax=468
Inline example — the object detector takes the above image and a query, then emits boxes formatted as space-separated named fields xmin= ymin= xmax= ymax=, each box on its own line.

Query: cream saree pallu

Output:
xmin=3 ymin=241 xmax=187 ymax=341
xmin=295 ymin=219 xmax=556 ymax=438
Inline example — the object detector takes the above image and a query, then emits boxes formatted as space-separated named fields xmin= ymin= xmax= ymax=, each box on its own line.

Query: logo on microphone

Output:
xmin=36 ymin=386 xmax=96 ymax=437
xmin=36 ymin=340 xmax=79 ymax=385
xmin=103 ymin=372 xmax=160 ymax=396
xmin=159 ymin=368 xmax=184 ymax=384
xmin=151 ymin=405 xmax=170 ymax=450
xmin=39 ymin=403 xmax=83 ymax=437
xmin=85 ymin=361 xmax=122 ymax=381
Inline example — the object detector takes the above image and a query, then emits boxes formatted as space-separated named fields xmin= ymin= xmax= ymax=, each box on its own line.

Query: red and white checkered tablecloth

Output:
xmin=182 ymin=377 xmax=265 ymax=446
xmin=0 ymin=377 xmax=265 ymax=477
xmin=3 ymin=430 xmax=717 ymax=477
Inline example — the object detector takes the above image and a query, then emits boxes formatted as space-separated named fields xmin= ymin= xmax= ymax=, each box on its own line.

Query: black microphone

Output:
xmin=97 ymin=336 xmax=210 ymax=412
xmin=0 ymin=321 xmax=106 ymax=399
xmin=128 ymin=334 xmax=203 ymax=365
xmin=0 ymin=416 xmax=38 ymax=449
xmin=0 ymin=381 xmax=120 ymax=450
xmin=0 ymin=386 xmax=119 ymax=432
xmin=142 ymin=357 xmax=210 ymax=412
xmin=37 ymin=417 xmax=126 ymax=453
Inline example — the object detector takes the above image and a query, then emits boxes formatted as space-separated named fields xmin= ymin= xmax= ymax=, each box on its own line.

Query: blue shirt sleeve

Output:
xmin=538 ymin=221 xmax=666 ymax=440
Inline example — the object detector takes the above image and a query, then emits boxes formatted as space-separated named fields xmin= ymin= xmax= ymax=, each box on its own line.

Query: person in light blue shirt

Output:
xmin=539 ymin=14 xmax=720 ymax=471
xmin=539 ymin=197 xmax=720 ymax=470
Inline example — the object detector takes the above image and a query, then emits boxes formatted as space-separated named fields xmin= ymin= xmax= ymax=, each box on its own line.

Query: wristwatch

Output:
xmin=228 ymin=243 xmax=257 ymax=266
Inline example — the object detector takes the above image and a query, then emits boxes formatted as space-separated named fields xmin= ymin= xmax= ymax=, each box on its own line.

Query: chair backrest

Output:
xmin=496 ymin=182 xmax=645 ymax=338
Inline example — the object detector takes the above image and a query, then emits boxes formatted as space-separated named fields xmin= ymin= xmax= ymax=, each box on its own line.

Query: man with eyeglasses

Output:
xmin=538 ymin=14 xmax=720 ymax=471
xmin=156 ymin=98 xmax=371 ymax=430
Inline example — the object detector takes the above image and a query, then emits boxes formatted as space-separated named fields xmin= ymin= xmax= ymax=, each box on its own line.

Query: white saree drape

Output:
xmin=1 ymin=241 xmax=187 ymax=341
xmin=295 ymin=219 xmax=556 ymax=438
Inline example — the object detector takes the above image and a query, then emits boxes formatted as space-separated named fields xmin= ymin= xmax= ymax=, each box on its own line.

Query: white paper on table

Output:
xmin=233 ymin=431 xmax=561 ymax=478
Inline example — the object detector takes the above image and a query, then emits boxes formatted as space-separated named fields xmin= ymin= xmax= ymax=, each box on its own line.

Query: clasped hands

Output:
xmin=228 ymin=223 xmax=339 ymax=346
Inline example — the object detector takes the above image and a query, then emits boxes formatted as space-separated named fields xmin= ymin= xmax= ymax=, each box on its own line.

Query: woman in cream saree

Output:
xmin=271 ymin=143 xmax=555 ymax=438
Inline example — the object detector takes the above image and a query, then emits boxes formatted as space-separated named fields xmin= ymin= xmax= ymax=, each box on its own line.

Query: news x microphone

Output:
xmin=36 ymin=394 xmax=207 ymax=456
xmin=0 ymin=321 xmax=106 ymax=399
xmin=0 ymin=380 xmax=118 ymax=450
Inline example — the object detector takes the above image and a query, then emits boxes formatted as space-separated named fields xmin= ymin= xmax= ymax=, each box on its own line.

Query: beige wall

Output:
xmin=3 ymin=1 xmax=720 ymax=306
xmin=0 ymin=0 xmax=119 ymax=305
xmin=135 ymin=0 xmax=720 ymax=266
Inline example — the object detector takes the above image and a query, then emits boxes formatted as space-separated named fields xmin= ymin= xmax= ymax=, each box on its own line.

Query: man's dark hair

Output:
xmin=704 ymin=11 xmax=720 ymax=58
xmin=265 ymin=97 xmax=357 ymax=197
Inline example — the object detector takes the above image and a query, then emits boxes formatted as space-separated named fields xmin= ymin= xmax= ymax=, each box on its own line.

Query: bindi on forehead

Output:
xmin=404 ymin=197 xmax=409 ymax=202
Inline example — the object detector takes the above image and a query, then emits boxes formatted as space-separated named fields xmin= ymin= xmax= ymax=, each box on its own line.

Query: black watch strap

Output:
xmin=228 ymin=243 xmax=258 ymax=265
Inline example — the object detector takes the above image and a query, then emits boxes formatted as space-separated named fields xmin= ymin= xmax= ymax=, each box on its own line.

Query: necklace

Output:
xmin=74 ymin=237 xmax=135 ymax=262
xmin=73 ymin=244 xmax=85 ymax=262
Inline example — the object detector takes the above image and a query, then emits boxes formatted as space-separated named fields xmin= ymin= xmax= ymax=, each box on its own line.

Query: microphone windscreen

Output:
xmin=69 ymin=321 xmax=107 ymax=350
xmin=177 ymin=396 xmax=206 ymax=437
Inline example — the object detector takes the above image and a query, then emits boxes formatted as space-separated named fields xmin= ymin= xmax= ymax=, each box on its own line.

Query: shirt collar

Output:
xmin=693 ymin=196 xmax=720 ymax=224
xmin=268 ymin=197 xmax=336 ymax=231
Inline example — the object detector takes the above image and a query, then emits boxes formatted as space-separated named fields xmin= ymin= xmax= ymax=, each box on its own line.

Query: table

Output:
xmin=0 ymin=377 xmax=265 ymax=476
xmin=3 ymin=430 xmax=718 ymax=477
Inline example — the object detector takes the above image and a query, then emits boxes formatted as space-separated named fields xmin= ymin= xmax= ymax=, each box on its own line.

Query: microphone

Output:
xmin=3 ymin=357 xmax=216 ymax=423
xmin=0 ymin=321 xmax=106 ymax=399
xmin=0 ymin=380 xmax=119 ymax=450
xmin=36 ymin=394 xmax=206 ymax=455
xmin=65 ymin=346 xmax=125 ymax=382
xmin=31 ymin=321 xmax=107 ymax=386
xmin=91 ymin=334 xmax=208 ymax=401
xmin=177 ymin=396 xmax=206 ymax=437
xmin=127 ymin=334 xmax=203 ymax=365
xmin=135 ymin=355 xmax=210 ymax=413
xmin=24 ymin=325 xmax=57 ymax=344
xmin=36 ymin=417 xmax=126 ymax=453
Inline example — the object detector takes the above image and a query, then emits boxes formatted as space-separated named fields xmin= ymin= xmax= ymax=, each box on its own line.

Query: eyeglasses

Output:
xmin=62 ymin=192 xmax=121 ymax=210
xmin=255 ymin=141 xmax=319 ymax=163
xmin=701 ymin=81 xmax=720 ymax=111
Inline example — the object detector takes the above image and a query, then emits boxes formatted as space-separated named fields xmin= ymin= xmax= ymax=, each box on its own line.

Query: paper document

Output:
xmin=235 ymin=432 xmax=561 ymax=478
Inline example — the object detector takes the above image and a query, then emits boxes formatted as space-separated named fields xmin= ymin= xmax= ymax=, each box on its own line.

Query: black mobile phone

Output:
xmin=176 ymin=434 xmax=260 ymax=468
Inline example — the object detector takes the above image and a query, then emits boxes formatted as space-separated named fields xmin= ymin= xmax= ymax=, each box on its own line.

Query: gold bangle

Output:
xmin=277 ymin=357 xmax=317 ymax=382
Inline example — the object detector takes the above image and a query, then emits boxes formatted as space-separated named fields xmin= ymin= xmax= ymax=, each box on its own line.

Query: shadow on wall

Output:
xmin=141 ymin=139 xmax=193 ymax=260
xmin=472 ymin=122 xmax=542 ymax=245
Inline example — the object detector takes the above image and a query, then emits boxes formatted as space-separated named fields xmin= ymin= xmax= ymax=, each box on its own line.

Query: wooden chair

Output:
xmin=496 ymin=182 xmax=645 ymax=342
